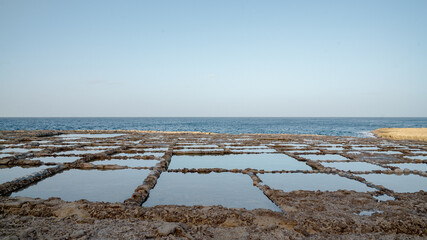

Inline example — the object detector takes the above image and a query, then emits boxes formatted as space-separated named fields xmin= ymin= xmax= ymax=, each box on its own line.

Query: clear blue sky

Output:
xmin=1 ymin=0 xmax=426 ymax=117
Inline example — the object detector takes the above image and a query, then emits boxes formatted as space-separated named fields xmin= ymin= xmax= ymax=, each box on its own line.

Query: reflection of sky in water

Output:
xmin=259 ymin=173 xmax=375 ymax=192
xmin=32 ymin=156 xmax=80 ymax=163
xmin=352 ymin=146 xmax=380 ymax=151
xmin=357 ymin=174 xmax=427 ymax=193
xmin=92 ymin=159 xmax=158 ymax=168
xmin=1 ymin=148 xmax=30 ymax=153
xmin=230 ymin=148 xmax=276 ymax=153
xmin=0 ymin=166 xmax=48 ymax=184
xmin=300 ymin=154 xmax=348 ymax=161
xmin=321 ymin=162 xmax=385 ymax=171
xmin=169 ymin=154 xmax=311 ymax=171
xmin=373 ymin=194 xmax=395 ymax=202
xmin=12 ymin=169 xmax=149 ymax=202
xmin=114 ymin=152 xmax=164 ymax=158
xmin=405 ymin=156 xmax=427 ymax=160
xmin=56 ymin=150 xmax=105 ymax=155
xmin=388 ymin=163 xmax=427 ymax=172
xmin=143 ymin=172 xmax=281 ymax=211
xmin=58 ymin=134 xmax=124 ymax=139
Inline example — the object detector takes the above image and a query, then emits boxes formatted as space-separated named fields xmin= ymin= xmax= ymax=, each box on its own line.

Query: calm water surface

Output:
xmin=1 ymin=117 xmax=426 ymax=137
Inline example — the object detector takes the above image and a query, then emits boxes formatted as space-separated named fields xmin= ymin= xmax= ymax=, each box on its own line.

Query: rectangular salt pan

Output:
xmin=357 ymin=174 xmax=427 ymax=193
xmin=56 ymin=150 xmax=105 ymax=155
xmin=288 ymin=150 xmax=321 ymax=154
xmin=11 ymin=169 xmax=150 ymax=202
xmin=321 ymin=162 xmax=386 ymax=171
xmin=143 ymin=172 xmax=280 ymax=211
xmin=114 ymin=152 xmax=164 ymax=158
xmin=405 ymin=156 xmax=427 ymax=161
xmin=372 ymin=151 xmax=402 ymax=155
xmin=352 ymin=146 xmax=380 ymax=151
xmin=258 ymin=173 xmax=376 ymax=192
xmin=0 ymin=166 xmax=48 ymax=184
xmin=92 ymin=159 xmax=159 ymax=168
xmin=0 ymin=153 xmax=13 ymax=158
xmin=300 ymin=154 xmax=349 ymax=161
xmin=230 ymin=148 xmax=276 ymax=153
xmin=1 ymin=148 xmax=29 ymax=153
xmin=32 ymin=156 xmax=80 ymax=163
xmin=58 ymin=134 xmax=124 ymax=139
xmin=387 ymin=163 xmax=427 ymax=172
xmin=169 ymin=154 xmax=311 ymax=171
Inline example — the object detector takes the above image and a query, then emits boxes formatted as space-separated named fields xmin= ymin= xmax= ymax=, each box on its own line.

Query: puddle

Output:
xmin=258 ymin=173 xmax=376 ymax=192
xmin=321 ymin=162 xmax=385 ymax=171
xmin=0 ymin=166 xmax=48 ymax=184
xmin=40 ymin=145 xmax=72 ymax=148
xmin=277 ymin=144 xmax=309 ymax=149
xmin=230 ymin=148 xmax=276 ymax=153
xmin=1 ymin=144 xmax=25 ymax=147
xmin=288 ymin=150 xmax=321 ymax=154
xmin=352 ymin=146 xmax=380 ymax=151
xmin=174 ymin=149 xmax=223 ymax=152
xmin=1 ymin=148 xmax=30 ymax=153
xmin=300 ymin=154 xmax=349 ymax=161
xmin=322 ymin=146 xmax=345 ymax=151
xmin=357 ymin=174 xmax=427 ymax=193
xmin=405 ymin=156 xmax=427 ymax=161
xmin=345 ymin=151 xmax=361 ymax=155
xmin=373 ymin=194 xmax=395 ymax=202
xmin=372 ymin=151 xmax=402 ymax=155
xmin=114 ymin=152 xmax=164 ymax=158
xmin=11 ymin=169 xmax=150 ymax=202
xmin=0 ymin=153 xmax=13 ymax=158
xmin=143 ymin=172 xmax=281 ymax=211
xmin=356 ymin=210 xmax=383 ymax=216
xmin=387 ymin=163 xmax=427 ymax=172
xmin=169 ymin=154 xmax=311 ymax=171
xmin=56 ymin=150 xmax=105 ymax=155
xmin=410 ymin=151 xmax=427 ymax=155
xmin=92 ymin=159 xmax=158 ymax=168
xmin=180 ymin=145 xmax=218 ymax=148
xmin=32 ymin=156 xmax=80 ymax=163
xmin=58 ymin=134 xmax=124 ymax=140
xmin=229 ymin=145 xmax=268 ymax=149
xmin=140 ymin=147 xmax=169 ymax=152
xmin=85 ymin=146 xmax=119 ymax=150
xmin=63 ymin=141 xmax=92 ymax=145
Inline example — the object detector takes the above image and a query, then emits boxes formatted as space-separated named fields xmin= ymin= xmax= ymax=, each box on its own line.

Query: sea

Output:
xmin=0 ymin=117 xmax=426 ymax=138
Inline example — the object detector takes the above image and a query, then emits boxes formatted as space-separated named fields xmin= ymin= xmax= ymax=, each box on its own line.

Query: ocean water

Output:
xmin=0 ymin=117 xmax=426 ymax=137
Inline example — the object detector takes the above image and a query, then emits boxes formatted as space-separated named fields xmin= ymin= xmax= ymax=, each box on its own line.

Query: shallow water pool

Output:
xmin=143 ymin=172 xmax=281 ymax=211
xmin=357 ymin=174 xmax=427 ymax=193
xmin=0 ymin=166 xmax=48 ymax=184
xmin=299 ymin=154 xmax=349 ymax=161
xmin=11 ymin=169 xmax=150 ymax=202
xmin=168 ymin=154 xmax=311 ymax=171
xmin=258 ymin=173 xmax=375 ymax=192
xmin=32 ymin=156 xmax=80 ymax=163
xmin=387 ymin=163 xmax=427 ymax=172
xmin=321 ymin=162 xmax=385 ymax=171
xmin=56 ymin=150 xmax=105 ymax=155
xmin=92 ymin=159 xmax=159 ymax=168
xmin=58 ymin=134 xmax=124 ymax=140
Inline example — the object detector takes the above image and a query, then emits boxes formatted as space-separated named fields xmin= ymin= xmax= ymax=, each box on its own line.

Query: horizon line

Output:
xmin=1 ymin=116 xmax=427 ymax=118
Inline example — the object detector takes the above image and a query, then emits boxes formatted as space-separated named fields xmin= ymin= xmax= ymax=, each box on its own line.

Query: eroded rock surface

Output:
xmin=0 ymin=130 xmax=426 ymax=238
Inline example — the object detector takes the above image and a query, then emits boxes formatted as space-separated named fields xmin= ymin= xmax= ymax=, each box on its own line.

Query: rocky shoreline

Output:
xmin=0 ymin=130 xmax=426 ymax=239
